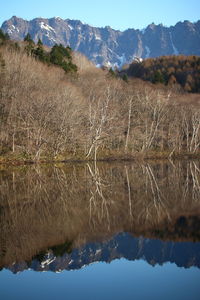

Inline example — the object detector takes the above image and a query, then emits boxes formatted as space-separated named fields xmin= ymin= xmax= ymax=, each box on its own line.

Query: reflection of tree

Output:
xmin=125 ymin=166 xmax=133 ymax=220
xmin=87 ymin=163 xmax=111 ymax=230
xmin=132 ymin=164 xmax=169 ymax=225
xmin=190 ymin=161 xmax=200 ymax=203
xmin=0 ymin=160 xmax=200 ymax=267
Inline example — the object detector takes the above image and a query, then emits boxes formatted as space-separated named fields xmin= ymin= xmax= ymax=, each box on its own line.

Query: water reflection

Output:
xmin=0 ymin=160 xmax=200 ymax=271
xmin=7 ymin=233 xmax=200 ymax=274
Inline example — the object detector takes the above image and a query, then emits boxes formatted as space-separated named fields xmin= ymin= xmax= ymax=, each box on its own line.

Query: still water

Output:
xmin=0 ymin=160 xmax=200 ymax=299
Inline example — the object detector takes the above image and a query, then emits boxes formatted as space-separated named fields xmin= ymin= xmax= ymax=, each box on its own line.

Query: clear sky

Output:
xmin=1 ymin=0 xmax=199 ymax=30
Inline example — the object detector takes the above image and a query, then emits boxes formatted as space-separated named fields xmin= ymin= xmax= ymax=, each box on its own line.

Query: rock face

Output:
xmin=1 ymin=16 xmax=200 ymax=67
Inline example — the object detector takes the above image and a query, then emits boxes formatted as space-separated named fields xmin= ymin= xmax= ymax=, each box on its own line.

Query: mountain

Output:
xmin=1 ymin=16 xmax=200 ymax=67
xmin=7 ymin=233 xmax=200 ymax=274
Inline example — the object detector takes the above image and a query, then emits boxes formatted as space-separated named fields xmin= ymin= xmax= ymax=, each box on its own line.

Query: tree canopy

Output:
xmin=126 ymin=55 xmax=200 ymax=93
xmin=50 ymin=44 xmax=77 ymax=73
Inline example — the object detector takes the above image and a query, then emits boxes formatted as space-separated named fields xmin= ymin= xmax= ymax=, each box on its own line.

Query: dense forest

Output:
xmin=123 ymin=55 xmax=200 ymax=93
xmin=0 ymin=30 xmax=200 ymax=162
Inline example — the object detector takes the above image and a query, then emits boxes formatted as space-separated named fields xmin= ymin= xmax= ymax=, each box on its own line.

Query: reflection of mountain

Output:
xmin=1 ymin=161 xmax=200 ymax=270
xmin=7 ymin=233 xmax=200 ymax=274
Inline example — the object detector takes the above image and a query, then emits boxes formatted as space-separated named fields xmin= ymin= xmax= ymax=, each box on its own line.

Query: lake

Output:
xmin=0 ymin=160 xmax=200 ymax=299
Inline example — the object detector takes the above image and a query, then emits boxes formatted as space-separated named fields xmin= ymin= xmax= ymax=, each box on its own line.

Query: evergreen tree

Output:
xmin=122 ymin=74 xmax=128 ymax=82
xmin=49 ymin=44 xmax=77 ymax=73
xmin=33 ymin=38 xmax=48 ymax=62
xmin=152 ymin=70 xmax=165 ymax=84
xmin=24 ymin=33 xmax=35 ymax=56
xmin=108 ymin=68 xmax=117 ymax=78
xmin=24 ymin=33 xmax=34 ymax=44
xmin=37 ymin=38 xmax=43 ymax=46
xmin=0 ymin=29 xmax=4 ymax=40
xmin=33 ymin=46 xmax=46 ymax=62
xmin=0 ymin=29 xmax=10 ymax=44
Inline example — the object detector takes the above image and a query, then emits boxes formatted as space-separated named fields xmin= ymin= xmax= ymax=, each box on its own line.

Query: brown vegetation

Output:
xmin=0 ymin=44 xmax=200 ymax=162
xmin=1 ymin=161 xmax=200 ymax=266
xmin=124 ymin=55 xmax=200 ymax=93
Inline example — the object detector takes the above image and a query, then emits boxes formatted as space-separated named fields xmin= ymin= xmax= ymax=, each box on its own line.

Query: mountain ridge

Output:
xmin=2 ymin=16 xmax=199 ymax=33
xmin=1 ymin=16 xmax=200 ymax=67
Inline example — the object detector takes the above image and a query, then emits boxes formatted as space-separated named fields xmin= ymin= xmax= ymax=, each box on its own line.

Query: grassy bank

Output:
xmin=1 ymin=150 xmax=200 ymax=165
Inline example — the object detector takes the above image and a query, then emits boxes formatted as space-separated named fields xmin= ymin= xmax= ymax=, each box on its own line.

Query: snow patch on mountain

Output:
xmin=40 ymin=22 xmax=55 ymax=32
xmin=169 ymin=32 xmax=179 ymax=55
xmin=94 ymin=34 xmax=101 ymax=40
xmin=49 ymin=37 xmax=57 ymax=43
xmin=145 ymin=46 xmax=151 ymax=58
xmin=118 ymin=53 xmax=126 ymax=67
xmin=105 ymin=61 xmax=112 ymax=67
xmin=7 ymin=24 xmax=19 ymax=34
xmin=133 ymin=56 xmax=143 ymax=63
xmin=68 ymin=25 xmax=74 ymax=30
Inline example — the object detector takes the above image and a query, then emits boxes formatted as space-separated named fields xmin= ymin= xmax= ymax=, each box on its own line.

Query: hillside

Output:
xmin=122 ymin=55 xmax=200 ymax=93
xmin=0 ymin=31 xmax=200 ymax=162
xmin=1 ymin=16 xmax=200 ymax=67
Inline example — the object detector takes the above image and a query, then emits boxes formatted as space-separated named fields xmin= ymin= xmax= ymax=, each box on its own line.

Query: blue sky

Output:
xmin=1 ymin=0 xmax=199 ymax=30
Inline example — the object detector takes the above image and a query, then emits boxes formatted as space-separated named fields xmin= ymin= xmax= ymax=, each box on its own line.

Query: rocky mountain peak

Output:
xmin=1 ymin=16 xmax=200 ymax=67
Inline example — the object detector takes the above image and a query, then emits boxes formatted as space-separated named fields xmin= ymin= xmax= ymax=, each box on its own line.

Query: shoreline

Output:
xmin=1 ymin=152 xmax=200 ymax=166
